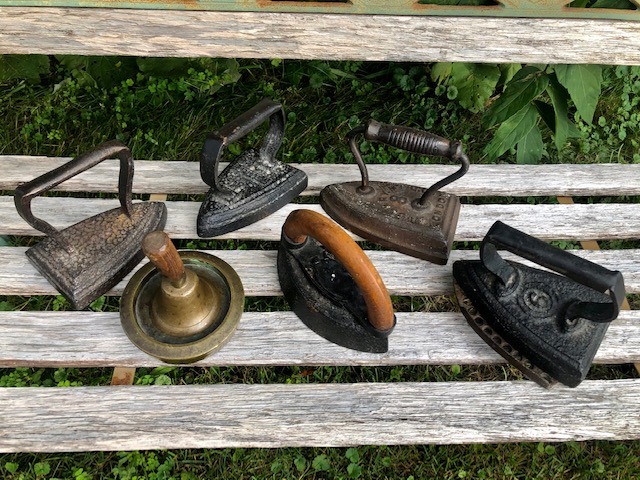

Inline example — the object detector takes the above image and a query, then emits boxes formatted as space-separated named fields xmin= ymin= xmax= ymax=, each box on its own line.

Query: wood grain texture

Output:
xmin=2 ymin=158 xmax=639 ymax=197
xmin=0 ymin=9 xmax=640 ymax=64
xmin=1 ymin=310 xmax=638 ymax=367
xmin=1 ymin=197 xmax=637 ymax=241
xmin=2 ymin=247 xmax=638 ymax=297
xmin=1 ymin=379 xmax=639 ymax=452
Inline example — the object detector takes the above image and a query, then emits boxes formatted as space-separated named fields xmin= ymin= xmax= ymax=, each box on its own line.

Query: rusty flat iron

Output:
xmin=453 ymin=221 xmax=626 ymax=388
xmin=14 ymin=141 xmax=167 ymax=310
xmin=320 ymin=119 xmax=470 ymax=265
xmin=278 ymin=209 xmax=395 ymax=353
xmin=197 ymin=99 xmax=308 ymax=237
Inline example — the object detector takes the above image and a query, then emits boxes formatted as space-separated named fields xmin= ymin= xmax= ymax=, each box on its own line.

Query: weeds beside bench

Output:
xmin=0 ymin=5 xmax=639 ymax=452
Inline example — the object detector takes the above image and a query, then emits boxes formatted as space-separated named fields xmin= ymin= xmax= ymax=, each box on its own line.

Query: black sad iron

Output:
xmin=14 ymin=140 xmax=167 ymax=310
xmin=320 ymin=119 xmax=470 ymax=265
xmin=197 ymin=99 xmax=308 ymax=237
xmin=453 ymin=221 xmax=626 ymax=388
xmin=277 ymin=209 xmax=396 ymax=353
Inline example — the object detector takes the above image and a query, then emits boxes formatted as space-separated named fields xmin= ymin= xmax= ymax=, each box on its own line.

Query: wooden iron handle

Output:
xmin=283 ymin=209 xmax=394 ymax=332
xmin=142 ymin=231 xmax=186 ymax=286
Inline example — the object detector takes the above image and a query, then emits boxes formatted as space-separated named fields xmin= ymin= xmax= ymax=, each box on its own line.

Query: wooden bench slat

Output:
xmin=1 ymin=310 xmax=638 ymax=368
xmin=0 ymin=198 xmax=637 ymax=241
xmin=1 ymin=158 xmax=638 ymax=197
xmin=2 ymin=247 xmax=638 ymax=297
xmin=1 ymin=379 xmax=639 ymax=452
xmin=1 ymin=9 xmax=640 ymax=64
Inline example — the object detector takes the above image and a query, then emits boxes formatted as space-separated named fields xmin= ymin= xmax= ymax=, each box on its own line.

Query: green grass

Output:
xmin=0 ymin=57 xmax=639 ymax=479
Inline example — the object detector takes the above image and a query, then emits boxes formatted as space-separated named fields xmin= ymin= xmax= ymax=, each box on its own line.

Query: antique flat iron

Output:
xmin=453 ymin=221 xmax=626 ymax=388
xmin=320 ymin=119 xmax=470 ymax=265
xmin=278 ymin=209 xmax=396 ymax=353
xmin=14 ymin=141 xmax=167 ymax=310
xmin=197 ymin=98 xmax=308 ymax=237
xmin=120 ymin=231 xmax=244 ymax=363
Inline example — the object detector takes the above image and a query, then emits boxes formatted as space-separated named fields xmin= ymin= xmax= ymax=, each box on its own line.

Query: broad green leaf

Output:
xmin=546 ymin=77 xmax=581 ymax=151
xmin=312 ymin=455 xmax=331 ymax=472
xmin=0 ymin=55 xmax=49 ymax=83
xmin=450 ymin=63 xmax=501 ymax=112
xmin=591 ymin=0 xmax=636 ymax=8
xmin=498 ymin=63 xmax=522 ymax=86
xmin=431 ymin=62 xmax=453 ymax=83
xmin=483 ymin=71 xmax=548 ymax=127
xmin=294 ymin=456 xmax=307 ymax=472
xmin=516 ymin=125 xmax=544 ymax=164
xmin=484 ymin=104 xmax=538 ymax=161
xmin=553 ymin=64 xmax=603 ymax=124
xmin=510 ymin=65 xmax=543 ymax=83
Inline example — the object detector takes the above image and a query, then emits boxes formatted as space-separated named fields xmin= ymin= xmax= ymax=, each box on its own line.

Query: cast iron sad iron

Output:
xmin=14 ymin=141 xmax=167 ymax=310
xmin=278 ymin=209 xmax=396 ymax=353
xmin=197 ymin=98 xmax=308 ymax=237
xmin=120 ymin=231 xmax=244 ymax=363
xmin=320 ymin=119 xmax=470 ymax=265
xmin=453 ymin=221 xmax=626 ymax=388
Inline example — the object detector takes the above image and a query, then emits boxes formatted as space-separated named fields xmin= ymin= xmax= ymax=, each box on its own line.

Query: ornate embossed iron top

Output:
xmin=2 ymin=0 xmax=638 ymax=20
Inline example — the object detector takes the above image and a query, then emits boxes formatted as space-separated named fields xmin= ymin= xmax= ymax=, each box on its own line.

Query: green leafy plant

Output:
xmin=433 ymin=63 xmax=605 ymax=163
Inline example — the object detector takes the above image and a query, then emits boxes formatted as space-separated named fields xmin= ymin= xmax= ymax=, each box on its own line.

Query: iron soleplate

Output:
xmin=320 ymin=181 xmax=459 ymax=265
xmin=197 ymin=149 xmax=307 ymax=237
xmin=27 ymin=202 xmax=167 ymax=310
xmin=278 ymin=236 xmax=393 ymax=353
xmin=452 ymin=260 xmax=611 ymax=388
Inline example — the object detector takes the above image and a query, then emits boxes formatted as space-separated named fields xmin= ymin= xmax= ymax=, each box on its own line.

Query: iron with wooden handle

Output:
xmin=278 ymin=209 xmax=396 ymax=353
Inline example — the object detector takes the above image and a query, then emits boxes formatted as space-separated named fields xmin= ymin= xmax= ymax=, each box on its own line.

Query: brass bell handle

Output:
xmin=142 ymin=231 xmax=186 ymax=288
xmin=14 ymin=140 xmax=134 ymax=238
xmin=199 ymin=98 xmax=285 ymax=190
xmin=282 ymin=209 xmax=395 ymax=332
xmin=347 ymin=119 xmax=469 ymax=205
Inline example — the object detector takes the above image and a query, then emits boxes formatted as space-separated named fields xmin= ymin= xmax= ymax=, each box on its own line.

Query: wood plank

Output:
xmin=1 ymin=379 xmax=639 ymax=452
xmin=1 ymin=9 xmax=640 ymax=64
xmin=1 ymin=247 xmax=639 ymax=297
xmin=1 ymin=158 xmax=639 ymax=197
xmin=1 ymin=311 xmax=638 ymax=368
xmin=1 ymin=197 xmax=637 ymax=241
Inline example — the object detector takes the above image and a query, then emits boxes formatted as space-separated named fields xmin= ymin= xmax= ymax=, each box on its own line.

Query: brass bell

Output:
xmin=120 ymin=231 xmax=244 ymax=363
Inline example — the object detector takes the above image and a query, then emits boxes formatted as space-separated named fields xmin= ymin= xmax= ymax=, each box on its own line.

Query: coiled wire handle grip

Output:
xmin=347 ymin=119 xmax=470 ymax=205
xmin=282 ymin=209 xmax=395 ymax=332
xmin=200 ymin=98 xmax=285 ymax=190
xmin=14 ymin=140 xmax=134 ymax=239
xmin=481 ymin=221 xmax=626 ymax=324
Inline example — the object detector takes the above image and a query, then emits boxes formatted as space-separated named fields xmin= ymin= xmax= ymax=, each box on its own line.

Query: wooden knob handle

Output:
xmin=142 ymin=231 xmax=185 ymax=285
xmin=283 ymin=209 xmax=394 ymax=332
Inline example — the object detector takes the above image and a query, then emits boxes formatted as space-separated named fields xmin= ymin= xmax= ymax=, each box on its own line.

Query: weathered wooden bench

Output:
xmin=0 ymin=2 xmax=639 ymax=452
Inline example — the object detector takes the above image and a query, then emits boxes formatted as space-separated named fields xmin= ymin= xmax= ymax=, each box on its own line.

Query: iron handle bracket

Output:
xmin=347 ymin=119 xmax=469 ymax=204
xmin=14 ymin=140 xmax=134 ymax=238
xmin=199 ymin=98 xmax=286 ymax=189
xmin=481 ymin=221 xmax=626 ymax=323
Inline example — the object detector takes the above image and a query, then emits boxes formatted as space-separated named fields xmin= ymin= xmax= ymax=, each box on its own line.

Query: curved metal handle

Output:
xmin=347 ymin=119 xmax=469 ymax=204
xmin=282 ymin=209 xmax=394 ymax=332
xmin=14 ymin=140 xmax=134 ymax=238
xmin=480 ymin=221 xmax=625 ymax=324
xmin=200 ymin=98 xmax=285 ymax=189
